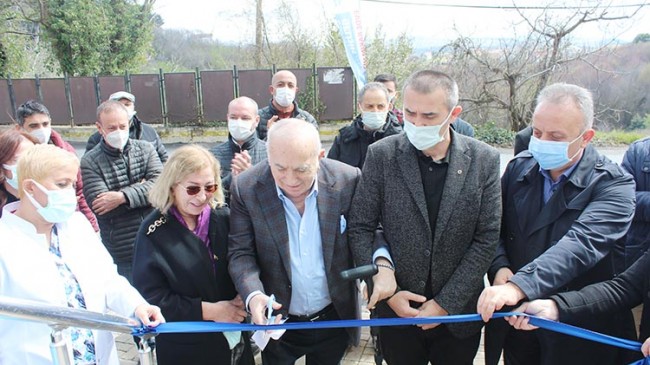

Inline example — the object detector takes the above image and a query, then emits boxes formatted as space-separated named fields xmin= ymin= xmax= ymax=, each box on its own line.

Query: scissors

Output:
xmin=266 ymin=294 xmax=276 ymax=325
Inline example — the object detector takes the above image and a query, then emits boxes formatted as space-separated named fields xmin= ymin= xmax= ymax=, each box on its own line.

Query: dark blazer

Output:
xmin=228 ymin=158 xmax=362 ymax=345
xmin=486 ymin=145 xmax=637 ymax=365
xmin=132 ymin=207 xmax=252 ymax=365
xmin=553 ymin=248 xmax=650 ymax=353
xmin=348 ymin=131 xmax=502 ymax=338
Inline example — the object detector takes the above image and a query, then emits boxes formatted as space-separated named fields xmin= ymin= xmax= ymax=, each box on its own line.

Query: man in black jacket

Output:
xmin=81 ymin=101 xmax=163 ymax=283
xmin=478 ymin=83 xmax=637 ymax=365
xmin=210 ymin=97 xmax=267 ymax=202
xmin=86 ymin=91 xmax=168 ymax=163
xmin=328 ymin=82 xmax=402 ymax=169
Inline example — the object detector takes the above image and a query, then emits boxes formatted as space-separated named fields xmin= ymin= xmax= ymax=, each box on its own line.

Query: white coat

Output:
xmin=0 ymin=202 xmax=147 ymax=365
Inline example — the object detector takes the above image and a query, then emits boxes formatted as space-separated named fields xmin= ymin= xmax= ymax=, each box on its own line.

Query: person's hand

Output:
xmin=493 ymin=267 xmax=514 ymax=285
xmin=133 ymin=304 xmax=165 ymax=327
xmin=642 ymin=337 xmax=650 ymax=357
xmin=504 ymin=299 xmax=559 ymax=330
xmin=367 ymin=259 xmax=397 ymax=310
xmin=92 ymin=191 xmax=126 ymax=215
xmin=202 ymin=295 xmax=248 ymax=323
xmin=416 ymin=299 xmax=449 ymax=330
xmin=249 ymin=293 xmax=283 ymax=325
xmin=231 ymin=150 xmax=252 ymax=176
xmin=477 ymin=282 xmax=526 ymax=322
xmin=386 ymin=290 xmax=426 ymax=318
xmin=267 ymin=115 xmax=280 ymax=131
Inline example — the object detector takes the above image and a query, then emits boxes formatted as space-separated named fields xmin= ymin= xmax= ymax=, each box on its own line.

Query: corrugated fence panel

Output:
xmin=40 ymin=78 xmax=70 ymax=125
xmin=12 ymin=79 xmax=38 ymax=108
xmin=318 ymin=67 xmax=354 ymax=121
xmin=200 ymin=70 xmax=233 ymax=122
xmin=237 ymin=69 xmax=272 ymax=108
xmin=130 ymin=74 xmax=163 ymax=124
xmin=98 ymin=76 xmax=126 ymax=102
xmin=69 ymin=77 xmax=98 ymax=126
xmin=164 ymin=72 xmax=198 ymax=126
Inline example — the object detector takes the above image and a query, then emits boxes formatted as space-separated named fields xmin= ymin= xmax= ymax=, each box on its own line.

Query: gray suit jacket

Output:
xmin=228 ymin=158 xmax=362 ymax=344
xmin=349 ymin=132 xmax=502 ymax=338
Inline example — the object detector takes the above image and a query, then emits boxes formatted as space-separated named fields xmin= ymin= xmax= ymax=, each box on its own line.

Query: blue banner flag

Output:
xmin=333 ymin=0 xmax=367 ymax=88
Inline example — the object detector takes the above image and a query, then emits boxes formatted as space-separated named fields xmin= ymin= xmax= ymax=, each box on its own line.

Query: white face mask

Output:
xmin=362 ymin=111 xmax=388 ymax=130
xmin=24 ymin=180 xmax=77 ymax=223
xmin=228 ymin=118 xmax=255 ymax=141
xmin=2 ymin=164 xmax=18 ymax=190
xmin=104 ymin=129 xmax=130 ymax=150
xmin=274 ymin=87 xmax=295 ymax=108
xmin=30 ymin=127 xmax=52 ymax=144
xmin=127 ymin=109 xmax=137 ymax=120
xmin=403 ymin=107 xmax=454 ymax=151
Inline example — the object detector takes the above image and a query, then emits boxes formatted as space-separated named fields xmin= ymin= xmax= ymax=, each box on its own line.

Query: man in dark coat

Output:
xmin=210 ymin=97 xmax=267 ymax=202
xmin=256 ymin=70 xmax=319 ymax=140
xmin=81 ymin=100 xmax=162 ymax=283
xmin=85 ymin=91 xmax=168 ymax=163
xmin=228 ymin=119 xmax=361 ymax=364
xmin=349 ymin=70 xmax=502 ymax=365
xmin=328 ymin=82 xmax=402 ymax=169
xmin=478 ymin=83 xmax=637 ymax=365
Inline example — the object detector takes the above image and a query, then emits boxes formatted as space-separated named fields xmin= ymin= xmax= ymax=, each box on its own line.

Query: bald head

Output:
xmin=228 ymin=96 xmax=258 ymax=115
xmin=268 ymin=118 xmax=321 ymax=157
xmin=272 ymin=70 xmax=297 ymax=86
xmin=267 ymin=119 xmax=324 ymax=203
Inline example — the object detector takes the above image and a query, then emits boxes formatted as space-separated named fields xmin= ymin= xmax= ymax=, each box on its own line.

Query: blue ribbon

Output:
xmin=133 ymin=312 xmax=649 ymax=364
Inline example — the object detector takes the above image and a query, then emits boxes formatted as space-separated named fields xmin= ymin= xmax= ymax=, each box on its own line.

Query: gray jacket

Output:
xmin=349 ymin=132 xmax=502 ymax=338
xmin=81 ymin=139 xmax=162 ymax=263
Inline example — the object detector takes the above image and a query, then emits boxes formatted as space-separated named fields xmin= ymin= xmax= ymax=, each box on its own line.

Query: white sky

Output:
xmin=153 ymin=0 xmax=649 ymax=47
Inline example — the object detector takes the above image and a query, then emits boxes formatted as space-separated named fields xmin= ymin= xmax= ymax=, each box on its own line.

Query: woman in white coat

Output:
xmin=0 ymin=144 xmax=164 ymax=365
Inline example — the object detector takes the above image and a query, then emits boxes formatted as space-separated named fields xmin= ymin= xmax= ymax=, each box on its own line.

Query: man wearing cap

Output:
xmin=85 ymin=91 xmax=168 ymax=163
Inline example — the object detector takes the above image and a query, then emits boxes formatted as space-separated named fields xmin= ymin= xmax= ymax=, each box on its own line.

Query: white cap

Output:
xmin=109 ymin=91 xmax=135 ymax=102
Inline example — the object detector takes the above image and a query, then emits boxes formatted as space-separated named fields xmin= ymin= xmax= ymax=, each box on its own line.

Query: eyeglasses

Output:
xmin=180 ymin=184 xmax=218 ymax=196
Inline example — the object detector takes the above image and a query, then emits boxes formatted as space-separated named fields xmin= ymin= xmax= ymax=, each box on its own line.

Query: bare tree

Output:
xmin=444 ymin=1 xmax=646 ymax=131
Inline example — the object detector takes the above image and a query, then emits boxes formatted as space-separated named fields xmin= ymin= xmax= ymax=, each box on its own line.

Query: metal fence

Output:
xmin=0 ymin=65 xmax=355 ymax=126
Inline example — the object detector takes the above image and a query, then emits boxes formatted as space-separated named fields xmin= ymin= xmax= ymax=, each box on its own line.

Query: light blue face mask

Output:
xmin=529 ymin=133 xmax=584 ymax=170
xmin=362 ymin=111 xmax=388 ymax=130
xmin=24 ymin=180 xmax=77 ymax=223
xmin=2 ymin=164 xmax=18 ymax=190
xmin=403 ymin=107 xmax=454 ymax=151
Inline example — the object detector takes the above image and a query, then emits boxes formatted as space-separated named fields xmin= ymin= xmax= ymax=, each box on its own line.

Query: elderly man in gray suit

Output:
xmin=228 ymin=118 xmax=362 ymax=364
xmin=349 ymin=70 xmax=502 ymax=365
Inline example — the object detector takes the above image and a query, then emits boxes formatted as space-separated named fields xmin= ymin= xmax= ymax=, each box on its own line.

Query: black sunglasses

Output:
xmin=181 ymin=184 xmax=218 ymax=196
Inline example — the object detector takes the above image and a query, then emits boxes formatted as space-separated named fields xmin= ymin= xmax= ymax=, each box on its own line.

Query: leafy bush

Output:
xmin=593 ymin=130 xmax=647 ymax=146
xmin=626 ymin=114 xmax=650 ymax=131
xmin=474 ymin=121 xmax=516 ymax=146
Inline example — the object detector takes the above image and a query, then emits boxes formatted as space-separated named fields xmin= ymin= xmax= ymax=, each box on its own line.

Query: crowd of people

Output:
xmin=0 ymin=68 xmax=649 ymax=365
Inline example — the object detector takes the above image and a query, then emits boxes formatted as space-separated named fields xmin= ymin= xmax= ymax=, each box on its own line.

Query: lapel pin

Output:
xmin=457 ymin=170 xmax=463 ymax=174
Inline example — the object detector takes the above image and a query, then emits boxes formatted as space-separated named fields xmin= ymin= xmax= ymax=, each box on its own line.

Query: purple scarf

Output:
xmin=170 ymin=204 xmax=211 ymax=248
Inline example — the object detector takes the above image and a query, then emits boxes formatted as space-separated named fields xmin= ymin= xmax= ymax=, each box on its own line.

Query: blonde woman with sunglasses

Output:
xmin=132 ymin=144 xmax=253 ymax=365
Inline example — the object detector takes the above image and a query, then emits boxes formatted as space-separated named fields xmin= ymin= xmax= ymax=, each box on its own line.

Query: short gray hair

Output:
xmin=402 ymin=70 xmax=459 ymax=111
xmin=358 ymin=82 xmax=389 ymax=104
xmin=96 ymin=100 xmax=128 ymax=122
xmin=536 ymin=83 xmax=594 ymax=130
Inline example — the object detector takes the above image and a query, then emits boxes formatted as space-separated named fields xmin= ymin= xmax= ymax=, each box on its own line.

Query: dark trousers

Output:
xmin=379 ymin=324 xmax=481 ymax=365
xmin=262 ymin=308 xmax=348 ymax=365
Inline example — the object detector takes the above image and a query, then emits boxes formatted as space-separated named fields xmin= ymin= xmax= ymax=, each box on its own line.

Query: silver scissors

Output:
xmin=266 ymin=294 xmax=275 ymax=325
